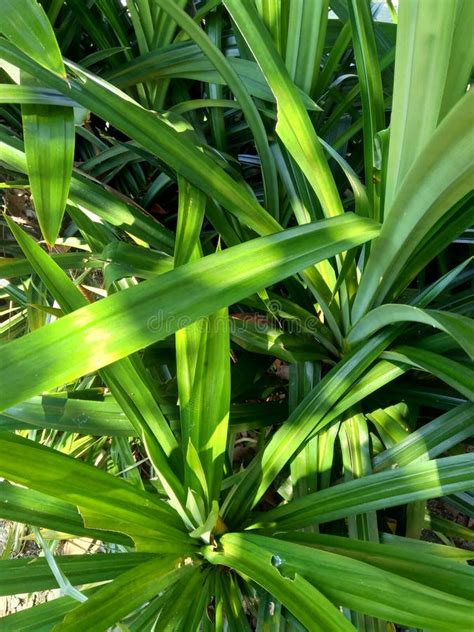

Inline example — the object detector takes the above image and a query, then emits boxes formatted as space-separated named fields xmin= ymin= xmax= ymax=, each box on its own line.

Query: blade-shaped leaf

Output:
xmin=381 ymin=346 xmax=474 ymax=400
xmin=0 ymin=39 xmax=280 ymax=237
xmin=0 ymin=480 xmax=131 ymax=545
xmin=54 ymin=556 xmax=198 ymax=632
xmin=0 ymin=128 xmax=175 ymax=252
xmin=0 ymin=553 xmax=152 ymax=596
xmin=352 ymin=89 xmax=474 ymax=319
xmin=279 ymin=532 xmax=474 ymax=601
xmin=1 ymin=0 xmax=75 ymax=244
xmin=373 ymin=403 xmax=474 ymax=471
xmin=248 ymin=454 xmax=474 ymax=531
xmin=204 ymin=534 xmax=355 ymax=632
xmin=0 ymin=431 xmax=189 ymax=551
xmin=207 ymin=533 xmax=474 ymax=631
xmin=20 ymin=102 xmax=75 ymax=245
xmin=0 ymin=214 xmax=379 ymax=410
xmin=224 ymin=0 xmax=343 ymax=218
xmin=0 ymin=0 xmax=65 ymax=76
xmin=384 ymin=0 xmax=458 ymax=208
xmin=347 ymin=305 xmax=474 ymax=359
xmin=224 ymin=533 xmax=471 ymax=632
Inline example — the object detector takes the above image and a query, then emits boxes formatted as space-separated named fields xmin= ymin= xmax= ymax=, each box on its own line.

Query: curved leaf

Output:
xmin=0 ymin=553 xmax=151 ymax=596
xmin=209 ymin=533 xmax=473 ymax=632
xmin=0 ymin=39 xmax=280 ymax=237
xmin=204 ymin=534 xmax=355 ymax=632
xmin=382 ymin=346 xmax=474 ymax=400
xmin=277 ymin=532 xmax=474 ymax=602
xmin=348 ymin=305 xmax=474 ymax=359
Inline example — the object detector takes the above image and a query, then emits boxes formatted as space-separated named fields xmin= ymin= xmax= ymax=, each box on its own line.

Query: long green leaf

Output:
xmin=0 ymin=214 xmax=379 ymax=410
xmin=224 ymin=333 xmax=394 ymax=525
xmin=348 ymin=305 xmax=474 ymax=359
xmin=279 ymin=532 xmax=474 ymax=601
xmin=0 ymin=553 xmax=152 ymax=596
xmin=373 ymin=402 xmax=474 ymax=471
xmin=0 ymin=39 xmax=280 ymax=237
xmin=20 ymin=102 xmax=75 ymax=245
xmin=54 ymin=556 xmax=197 ymax=632
xmin=224 ymin=0 xmax=343 ymax=218
xmin=248 ymin=454 xmax=474 ymax=531
xmin=204 ymin=534 xmax=355 ymax=632
xmin=0 ymin=591 xmax=92 ymax=631
xmin=0 ymin=252 xmax=97 ymax=280
xmin=381 ymin=345 xmax=474 ymax=400
xmin=151 ymin=0 xmax=279 ymax=216
xmin=284 ymin=0 xmax=328 ymax=96
xmin=0 ymin=0 xmax=65 ymax=76
xmin=384 ymin=0 xmax=458 ymax=208
xmin=352 ymin=89 xmax=474 ymax=319
xmin=0 ymin=431 xmax=190 ymax=551
xmin=0 ymin=395 xmax=283 ymax=435
xmin=207 ymin=533 xmax=474 ymax=631
xmin=0 ymin=128 xmax=175 ymax=252
xmin=5 ymin=215 xmax=185 ymax=510
xmin=106 ymin=42 xmax=318 ymax=110
xmin=347 ymin=0 xmax=385 ymax=219
xmin=1 ymin=0 xmax=75 ymax=244
xmin=0 ymin=480 xmax=131 ymax=545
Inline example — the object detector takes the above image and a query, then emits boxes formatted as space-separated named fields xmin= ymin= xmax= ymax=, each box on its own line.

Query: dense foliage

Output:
xmin=0 ymin=0 xmax=473 ymax=630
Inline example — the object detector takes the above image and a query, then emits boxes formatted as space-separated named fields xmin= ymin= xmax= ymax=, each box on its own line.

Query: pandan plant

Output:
xmin=0 ymin=0 xmax=472 ymax=630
